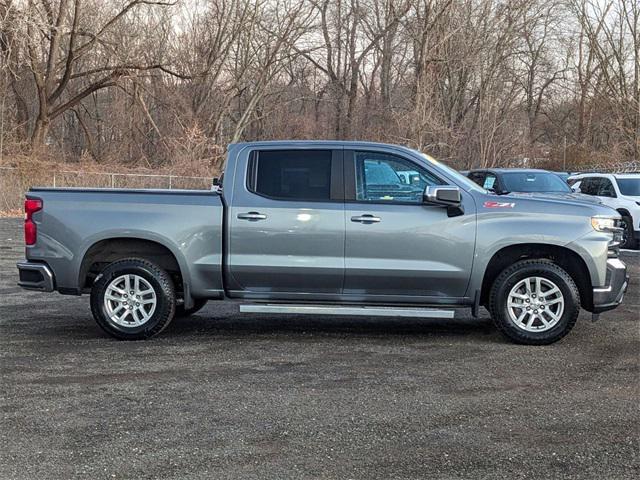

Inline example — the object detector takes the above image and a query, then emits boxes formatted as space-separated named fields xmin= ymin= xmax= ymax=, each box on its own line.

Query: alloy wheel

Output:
xmin=506 ymin=276 xmax=565 ymax=332
xmin=104 ymin=274 xmax=157 ymax=327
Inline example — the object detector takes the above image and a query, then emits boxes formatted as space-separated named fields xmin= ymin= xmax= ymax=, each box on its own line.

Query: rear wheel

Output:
xmin=90 ymin=258 xmax=176 ymax=340
xmin=489 ymin=260 xmax=580 ymax=345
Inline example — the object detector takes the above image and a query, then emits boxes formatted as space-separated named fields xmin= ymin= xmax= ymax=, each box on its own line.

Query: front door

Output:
xmin=226 ymin=148 xmax=345 ymax=297
xmin=343 ymin=150 xmax=476 ymax=300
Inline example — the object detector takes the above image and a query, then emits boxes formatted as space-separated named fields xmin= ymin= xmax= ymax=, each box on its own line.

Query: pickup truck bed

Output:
xmin=21 ymin=188 xmax=224 ymax=301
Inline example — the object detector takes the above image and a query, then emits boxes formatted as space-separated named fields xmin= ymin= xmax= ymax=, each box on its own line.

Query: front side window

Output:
xmin=354 ymin=151 xmax=443 ymax=203
xmin=250 ymin=150 xmax=333 ymax=200
xmin=597 ymin=178 xmax=617 ymax=197
xmin=583 ymin=177 xmax=605 ymax=196
xmin=578 ymin=177 xmax=596 ymax=195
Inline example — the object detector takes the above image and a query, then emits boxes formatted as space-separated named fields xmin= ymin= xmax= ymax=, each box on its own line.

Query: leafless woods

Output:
xmin=0 ymin=0 xmax=638 ymax=172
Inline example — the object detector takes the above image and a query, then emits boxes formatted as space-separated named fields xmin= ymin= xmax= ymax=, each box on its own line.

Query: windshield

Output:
xmin=617 ymin=178 xmax=640 ymax=196
xmin=417 ymin=152 xmax=486 ymax=192
xmin=501 ymin=172 xmax=571 ymax=193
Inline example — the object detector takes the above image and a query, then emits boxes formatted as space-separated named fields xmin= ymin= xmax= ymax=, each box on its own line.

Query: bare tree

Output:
xmin=0 ymin=0 xmax=637 ymax=172
xmin=16 ymin=0 xmax=183 ymax=147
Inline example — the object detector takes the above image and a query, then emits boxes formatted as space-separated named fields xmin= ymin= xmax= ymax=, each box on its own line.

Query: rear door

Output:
xmin=343 ymin=149 xmax=476 ymax=300
xmin=226 ymin=148 xmax=345 ymax=297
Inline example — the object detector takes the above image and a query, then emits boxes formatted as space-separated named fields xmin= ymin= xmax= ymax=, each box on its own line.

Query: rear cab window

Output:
xmin=247 ymin=150 xmax=342 ymax=201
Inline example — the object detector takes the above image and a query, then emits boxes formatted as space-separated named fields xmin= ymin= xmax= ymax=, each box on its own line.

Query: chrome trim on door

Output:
xmin=237 ymin=212 xmax=267 ymax=221
xmin=351 ymin=214 xmax=381 ymax=223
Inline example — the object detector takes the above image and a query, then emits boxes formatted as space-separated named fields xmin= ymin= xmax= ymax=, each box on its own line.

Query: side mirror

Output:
xmin=424 ymin=185 xmax=462 ymax=207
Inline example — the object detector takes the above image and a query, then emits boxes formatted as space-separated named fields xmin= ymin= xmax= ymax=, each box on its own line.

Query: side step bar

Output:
xmin=239 ymin=304 xmax=455 ymax=319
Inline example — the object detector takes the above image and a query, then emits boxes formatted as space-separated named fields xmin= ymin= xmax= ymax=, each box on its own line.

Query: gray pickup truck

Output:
xmin=17 ymin=141 xmax=628 ymax=344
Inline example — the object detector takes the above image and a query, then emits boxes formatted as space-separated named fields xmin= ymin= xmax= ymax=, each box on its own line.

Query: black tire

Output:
xmin=620 ymin=215 xmax=636 ymax=250
xmin=90 ymin=258 xmax=176 ymax=340
xmin=489 ymin=259 xmax=580 ymax=345
xmin=175 ymin=298 xmax=208 ymax=318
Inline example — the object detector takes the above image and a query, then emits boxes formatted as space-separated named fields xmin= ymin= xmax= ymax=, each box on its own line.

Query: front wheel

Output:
xmin=90 ymin=258 xmax=176 ymax=340
xmin=489 ymin=260 xmax=580 ymax=345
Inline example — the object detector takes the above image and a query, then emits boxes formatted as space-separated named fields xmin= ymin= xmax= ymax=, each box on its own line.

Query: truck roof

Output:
xmin=230 ymin=140 xmax=421 ymax=153
xmin=232 ymin=139 xmax=396 ymax=146
xmin=468 ymin=168 xmax=552 ymax=173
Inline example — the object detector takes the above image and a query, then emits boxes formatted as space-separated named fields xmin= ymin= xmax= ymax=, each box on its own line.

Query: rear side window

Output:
xmin=248 ymin=150 xmax=333 ymax=200
xmin=617 ymin=178 xmax=640 ymax=196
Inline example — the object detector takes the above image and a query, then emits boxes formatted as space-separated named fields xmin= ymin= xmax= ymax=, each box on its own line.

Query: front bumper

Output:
xmin=592 ymin=258 xmax=628 ymax=313
xmin=17 ymin=261 xmax=55 ymax=292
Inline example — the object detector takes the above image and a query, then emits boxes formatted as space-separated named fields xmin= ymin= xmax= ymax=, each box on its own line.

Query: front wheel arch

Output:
xmin=616 ymin=208 xmax=631 ymax=218
xmin=480 ymin=244 xmax=592 ymax=311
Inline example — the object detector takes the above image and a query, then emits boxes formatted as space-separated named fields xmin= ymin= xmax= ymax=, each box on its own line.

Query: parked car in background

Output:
xmin=466 ymin=168 xmax=577 ymax=196
xmin=568 ymin=173 xmax=640 ymax=249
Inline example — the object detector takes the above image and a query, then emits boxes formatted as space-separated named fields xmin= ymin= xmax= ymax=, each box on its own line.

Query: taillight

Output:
xmin=24 ymin=198 xmax=42 ymax=246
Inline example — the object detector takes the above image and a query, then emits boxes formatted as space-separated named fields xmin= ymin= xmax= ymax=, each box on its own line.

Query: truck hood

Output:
xmin=504 ymin=191 xmax=603 ymax=206
xmin=478 ymin=191 xmax=618 ymax=218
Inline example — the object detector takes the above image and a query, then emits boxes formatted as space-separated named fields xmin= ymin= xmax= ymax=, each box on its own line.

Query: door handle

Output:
xmin=351 ymin=214 xmax=381 ymax=223
xmin=237 ymin=212 xmax=267 ymax=221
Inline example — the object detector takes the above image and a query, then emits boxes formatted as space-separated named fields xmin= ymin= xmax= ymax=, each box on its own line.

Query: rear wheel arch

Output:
xmin=79 ymin=237 xmax=189 ymax=301
xmin=90 ymin=257 xmax=176 ymax=340
xmin=480 ymin=243 xmax=593 ymax=311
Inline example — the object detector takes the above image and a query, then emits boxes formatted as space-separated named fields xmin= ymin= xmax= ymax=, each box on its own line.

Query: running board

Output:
xmin=239 ymin=304 xmax=455 ymax=319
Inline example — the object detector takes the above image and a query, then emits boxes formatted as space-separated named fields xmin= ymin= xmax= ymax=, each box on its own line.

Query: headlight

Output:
xmin=591 ymin=216 xmax=617 ymax=232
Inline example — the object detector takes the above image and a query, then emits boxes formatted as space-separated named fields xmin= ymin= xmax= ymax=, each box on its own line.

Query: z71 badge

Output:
xmin=483 ymin=201 xmax=516 ymax=208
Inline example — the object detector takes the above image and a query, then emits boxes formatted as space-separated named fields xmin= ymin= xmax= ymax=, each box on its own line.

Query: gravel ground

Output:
xmin=0 ymin=217 xmax=638 ymax=479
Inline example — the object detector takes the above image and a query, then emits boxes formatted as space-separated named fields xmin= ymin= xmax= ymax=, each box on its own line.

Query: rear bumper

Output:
xmin=592 ymin=258 xmax=628 ymax=313
xmin=17 ymin=261 xmax=55 ymax=292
